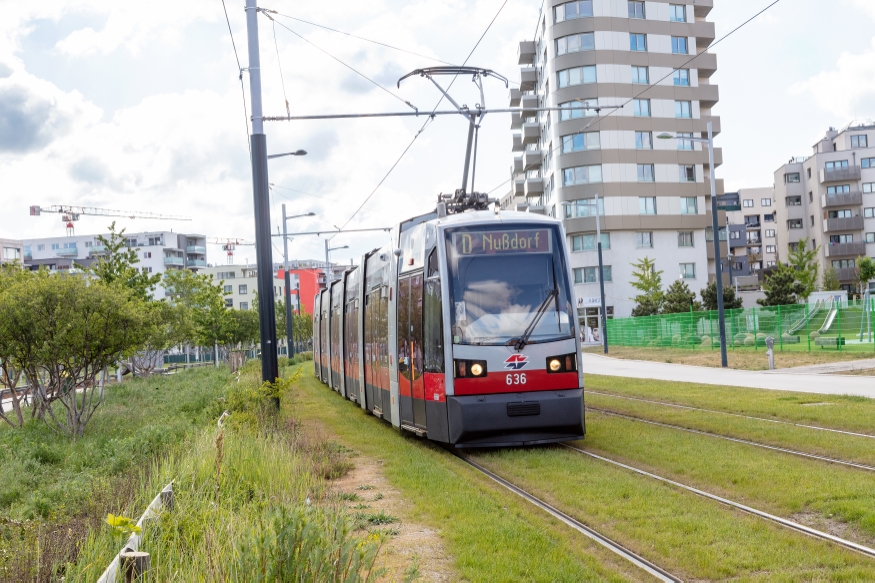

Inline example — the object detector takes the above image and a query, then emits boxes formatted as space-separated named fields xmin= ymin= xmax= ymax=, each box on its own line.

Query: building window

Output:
xmin=3 ymin=247 xmax=20 ymax=260
xmin=51 ymin=243 xmax=60 ymax=250
xmin=240 ymin=302 xmax=249 ymax=310
xmin=675 ymin=101 xmax=692 ymax=118
xmin=571 ymin=233 xmax=610 ymax=251
xmin=786 ymin=196 xmax=802 ymax=206
xmin=766 ymin=261 xmax=777 ymax=268
xmin=765 ymin=229 xmax=776 ymax=238
xmin=238 ymin=284 xmax=248 ymax=295
xmin=784 ymin=173 xmax=801 ymax=183
xmin=761 ymin=198 xmax=772 ymax=207
xmin=217 ymin=271 xmax=236 ymax=279
xmin=866 ymin=233 xmax=875 ymax=244
xmin=557 ymin=33 xmax=595 ymax=55
xmin=669 ymin=4 xmax=686 ymax=21
xmin=764 ymin=213 xmax=774 ymax=222
xmin=788 ymin=219 xmax=803 ymax=229
xmin=765 ymin=245 xmax=777 ymax=253
xmin=224 ymin=285 xmax=232 ymax=293
xmin=678 ymin=231 xmax=694 ymax=247
xmin=558 ymin=66 xmax=597 ymax=87
xmin=629 ymin=33 xmax=647 ymax=51
xmin=601 ymin=266 xmax=612 ymax=282
xmin=143 ymin=251 xmax=152 ymax=258
xmin=743 ymin=199 xmax=754 ymax=208
xmin=851 ymin=135 xmax=868 ymax=149
xmin=862 ymin=183 xmax=874 ymax=193
xmin=865 ymin=208 xmax=875 ymax=218
xmin=680 ymin=263 xmax=696 ymax=279
xmin=559 ymin=99 xmax=598 ymax=120
xmin=632 ymin=66 xmax=649 ymax=84
xmin=635 ymin=131 xmax=652 ymax=149
xmin=565 ymin=198 xmax=604 ymax=218
xmin=142 ymin=266 xmax=152 ymax=273
xmin=636 ymin=232 xmax=653 ymax=248
xmin=671 ymin=36 xmax=688 ymax=54
xmin=554 ymin=0 xmax=593 ymax=22
xmin=828 ymin=209 xmax=853 ymax=219
xmin=862 ymin=158 xmax=875 ymax=168
xmin=563 ymin=165 xmax=603 ymax=185
xmin=639 ymin=196 xmax=657 ymax=214
xmin=830 ymin=234 xmax=854 ymax=244
xmin=730 ymin=230 xmax=741 ymax=240
xmin=827 ymin=185 xmax=851 ymax=194
xmin=680 ymin=197 xmax=698 ymax=214
xmin=673 ymin=69 xmax=690 ymax=86
xmin=633 ymin=99 xmax=651 ymax=117
xmin=637 ymin=164 xmax=655 ymax=182
xmin=679 ymin=165 xmax=696 ymax=182
xmin=677 ymin=133 xmax=693 ymax=150
xmin=225 ymin=298 xmax=233 ymax=308
xmin=832 ymin=259 xmax=855 ymax=269
xmin=561 ymin=132 xmax=600 ymax=153
xmin=37 ymin=244 xmax=45 ymax=251
xmin=825 ymin=160 xmax=849 ymax=171
xmin=628 ymin=1 xmax=645 ymax=18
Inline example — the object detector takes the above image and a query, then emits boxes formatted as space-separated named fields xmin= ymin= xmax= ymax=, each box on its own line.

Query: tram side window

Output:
xmin=424 ymin=249 xmax=445 ymax=373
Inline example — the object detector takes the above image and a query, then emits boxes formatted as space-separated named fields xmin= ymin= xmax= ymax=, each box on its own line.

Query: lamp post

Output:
xmin=658 ymin=122 xmax=727 ymax=367
xmin=324 ymin=241 xmax=349 ymax=284
xmin=281 ymin=206 xmax=316 ymax=359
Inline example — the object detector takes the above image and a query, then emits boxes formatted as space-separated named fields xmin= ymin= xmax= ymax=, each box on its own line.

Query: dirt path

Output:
xmin=332 ymin=454 xmax=455 ymax=582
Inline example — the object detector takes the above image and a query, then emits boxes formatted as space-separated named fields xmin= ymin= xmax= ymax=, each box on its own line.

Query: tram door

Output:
xmin=398 ymin=274 xmax=425 ymax=429
xmin=364 ymin=289 xmax=381 ymax=414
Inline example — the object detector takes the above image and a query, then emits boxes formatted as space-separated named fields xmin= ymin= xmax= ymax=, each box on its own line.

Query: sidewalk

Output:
xmin=580 ymin=352 xmax=875 ymax=399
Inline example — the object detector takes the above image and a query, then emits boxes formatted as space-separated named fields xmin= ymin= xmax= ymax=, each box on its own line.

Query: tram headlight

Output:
xmin=454 ymin=359 xmax=488 ymax=378
xmin=470 ymin=363 xmax=484 ymax=377
xmin=546 ymin=354 xmax=578 ymax=374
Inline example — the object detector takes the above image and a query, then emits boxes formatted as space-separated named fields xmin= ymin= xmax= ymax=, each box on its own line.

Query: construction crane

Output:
xmin=30 ymin=205 xmax=192 ymax=236
xmin=207 ymin=238 xmax=255 ymax=264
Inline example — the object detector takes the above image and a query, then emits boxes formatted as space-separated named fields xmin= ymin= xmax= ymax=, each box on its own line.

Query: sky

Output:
xmin=1 ymin=0 xmax=874 ymax=267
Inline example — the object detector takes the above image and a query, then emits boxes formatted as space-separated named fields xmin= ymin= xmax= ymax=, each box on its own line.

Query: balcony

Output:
xmin=825 ymin=242 xmax=866 ymax=258
xmin=164 ymin=256 xmax=184 ymax=266
xmin=187 ymin=258 xmax=207 ymax=267
xmin=823 ymin=216 xmax=864 ymax=233
xmin=692 ymin=21 xmax=716 ymax=48
xmin=513 ymin=178 xmax=524 ymax=196
xmin=509 ymin=88 xmax=521 ymax=107
xmin=822 ymin=191 xmax=863 ymax=208
xmin=509 ymin=112 xmax=522 ymax=130
xmin=837 ymin=267 xmax=858 ymax=282
xmin=695 ymin=52 xmax=717 ymax=78
xmin=521 ymin=122 xmax=540 ymax=145
xmin=524 ymin=177 xmax=543 ymax=197
xmin=186 ymin=245 xmax=206 ymax=254
xmin=698 ymin=84 xmax=719 ymax=108
xmin=56 ymin=248 xmax=78 ymax=258
xmin=694 ymin=0 xmax=713 ymax=18
xmin=519 ymin=67 xmax=537 ymax=92
xmin=518 ymin=41 xmax=535 ymax=65
xmin=520 ymin=94 xmax=538 ymax=117
xmin=89 ymin=245 xmax=108 ymax=256
xmin=513 ymin=156 xmax=523 ymax=174
xmin=523 ymin=149 xmax=541 ymax=171
xmin=820 ymin=166 xmax=861 ymax=183
xmin=512 ymin=134 xmax=524 ymax=152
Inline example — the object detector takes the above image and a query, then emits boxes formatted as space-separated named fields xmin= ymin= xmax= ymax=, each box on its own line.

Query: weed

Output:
xmin=354 ymin=511 xmax=399 ymax=527
xmin=339 ymin=492 xmax=361 ymax=501
xmin=373 ymin=492 xmax=383 ymax=501
xmin=357 ymin=484 xmax=374 ymax=491
xmin=351 ymin=503 xmax=371 ymax=510
xmin=403 ymin=553 xmax=422 ymax=582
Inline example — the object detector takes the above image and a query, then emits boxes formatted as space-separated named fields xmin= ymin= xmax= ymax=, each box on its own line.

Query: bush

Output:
xmin=744 ymin=337 xmax=755 ymax=346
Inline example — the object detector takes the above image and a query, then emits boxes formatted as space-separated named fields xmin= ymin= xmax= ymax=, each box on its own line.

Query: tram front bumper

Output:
xmin=447 ymin=388 xmax=585 ymax=447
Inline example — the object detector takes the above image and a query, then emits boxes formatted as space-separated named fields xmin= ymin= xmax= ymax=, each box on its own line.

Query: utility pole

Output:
xmin=282 ymin=204 xmax=294 ymax=359
xmin=707 ymin=121 xmax=728 ymax=368
xmin=324 ymin=239 xmax=331 ymax=284
xmin=595 ymin=193 xmax=608 ymax=354
xmin=245 ymin=0 xmax=278 ymax=383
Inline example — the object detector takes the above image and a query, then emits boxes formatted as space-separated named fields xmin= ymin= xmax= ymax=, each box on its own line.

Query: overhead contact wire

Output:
xmin=220 ymin=0 xmax=251 ymax=155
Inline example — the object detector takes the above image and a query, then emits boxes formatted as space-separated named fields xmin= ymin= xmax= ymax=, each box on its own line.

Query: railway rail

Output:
xmin=587 ymin=390 xmax=875 ymax=440
xmin=562 ymin=444 xmax=875 ymax=561
xmin=586 ymin=406 xmax=875 ymax=473
xmin=452 ymin=450 xmax=682 ymax=582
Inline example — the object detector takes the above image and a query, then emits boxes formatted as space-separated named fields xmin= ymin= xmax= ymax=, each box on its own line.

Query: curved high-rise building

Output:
xmin=505 ymin=0 xmax=724 ymax=322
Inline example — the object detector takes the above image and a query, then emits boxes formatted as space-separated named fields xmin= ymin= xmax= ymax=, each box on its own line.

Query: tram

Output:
xmin=313 ymin=197 xmax=585 ymax=447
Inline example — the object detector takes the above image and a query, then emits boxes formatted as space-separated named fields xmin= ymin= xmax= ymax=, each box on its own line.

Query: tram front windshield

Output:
xmin=445 ymin=225 xmax=574 ymax=346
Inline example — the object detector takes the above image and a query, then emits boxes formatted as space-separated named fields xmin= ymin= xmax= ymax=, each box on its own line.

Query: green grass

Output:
xmin=472 ymin=445 xmax=875 ymax=581
xmin=586 ymin=374 xmax=875 ymax=434
xmin=293 ymin=367 xmax=637 ymax=582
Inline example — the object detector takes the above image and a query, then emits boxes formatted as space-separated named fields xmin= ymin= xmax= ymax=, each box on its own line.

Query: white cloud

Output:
xmin=790 ymin=38 xmax=875 ymax=120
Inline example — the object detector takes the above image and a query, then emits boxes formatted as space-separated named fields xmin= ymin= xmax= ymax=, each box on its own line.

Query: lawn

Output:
xmin=584 ymin=345 xmax=875 ymax=370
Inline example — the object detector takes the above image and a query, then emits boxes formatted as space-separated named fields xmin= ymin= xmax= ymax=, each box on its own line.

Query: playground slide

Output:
xmin=819 ymin=299 xmax=838 ymax=333
xmin=789 ymin=299 xmax=824 ymax=334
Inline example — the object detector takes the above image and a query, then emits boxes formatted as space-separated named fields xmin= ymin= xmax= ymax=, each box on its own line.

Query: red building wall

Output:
xmin=276 ymin=268 xmax=323 ymax=315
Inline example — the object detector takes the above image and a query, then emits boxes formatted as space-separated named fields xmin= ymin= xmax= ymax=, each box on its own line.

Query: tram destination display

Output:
xmin=451 ymin=228 xmax=552 ymax=256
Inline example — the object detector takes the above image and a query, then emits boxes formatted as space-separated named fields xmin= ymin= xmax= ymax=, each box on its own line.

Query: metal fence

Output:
xmin=606 ymin=298 xmax=875 ymax=353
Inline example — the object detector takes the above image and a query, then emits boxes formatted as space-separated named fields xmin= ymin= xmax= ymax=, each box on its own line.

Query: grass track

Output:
xmin=293 ymin=367 xmax=638 ymax=582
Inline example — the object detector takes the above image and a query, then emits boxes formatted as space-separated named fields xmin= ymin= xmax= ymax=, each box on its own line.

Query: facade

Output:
xmin=276 ymin=262 xmax=324 ymax=316
xmin=23 ymin=231 xmax=207 ymax=299
xmin=0 ymin=238 xmax=24 ymax=267
xmin=773 ymin=123 xmax=875 ymax=293
xmin=725 ymin=187 xmax=778 ymax=279
xmin=510 ymin=0 xmax=723 ymax=319
xmin=203 ymin=264 xmax=289 ymax=311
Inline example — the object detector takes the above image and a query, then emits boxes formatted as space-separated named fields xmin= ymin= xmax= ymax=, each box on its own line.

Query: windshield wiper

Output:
xmin=512 ymin=289 xmax=559 ymax=351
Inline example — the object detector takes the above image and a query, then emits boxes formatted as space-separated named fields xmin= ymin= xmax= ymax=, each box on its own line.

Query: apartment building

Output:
xmin=724 ymin=187 xmax=778 ymax=280
xmin=508 ymin=0 xmax=724 ymax=319
xmin=0 ymin=238 xmax=24 ymax=267
xmin=204 ymin=265 xmax=292 ymax=311
xmin=774 ymin=122 xmax=875 ymax=293
xmin=23 ymin=231 xmax=207 ymax=299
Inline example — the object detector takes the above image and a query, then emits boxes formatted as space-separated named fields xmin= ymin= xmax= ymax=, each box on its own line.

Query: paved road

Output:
xmin=581 ymin=353 xmax=875 ymax=399
xmin=764 ymin=358 xmax=875 ymax=375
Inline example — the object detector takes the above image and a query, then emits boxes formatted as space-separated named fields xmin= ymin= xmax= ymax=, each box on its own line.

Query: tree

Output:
xmin=757 ymin=265 xmax=805 ymax=307
xmin=226 ymin=309 xmax=260 ymax=348
xmin=855 ymin=256 xmax=875 ymax=295
xmin=821 ymin=266 xmax=842 ymax=291
xmin=128 ymin=301 xmax=188 ymax=377
xmin=1 ymin=272 xmax=149 ymax=438
xmin=787 ymin=238 xmax=820 ymax=300
xmin=700 ymin=281 xmax=744 ymax=311
xmin=630 ymin=257 xmax=664 ymax=317
xmin=662 ymin=280 xmax=702 ymax=314
xmin=0 ymin=266 xmax=31 ymax=428
xmin=89 ymin=222 xmax=162 ymax=301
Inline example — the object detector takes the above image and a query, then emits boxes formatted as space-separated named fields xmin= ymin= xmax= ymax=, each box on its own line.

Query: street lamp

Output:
xmin=658 ymin=122 xmax=727 ymax=367
xmin=268 ymin=149 xmax=307 ymax=159
xmin=324 ymin=242 xmax=349 ymax=284
xmin=281 ymin=206 xmax=316 ymax=359
xmin=562 ymin=193 xmax=608 ymax=354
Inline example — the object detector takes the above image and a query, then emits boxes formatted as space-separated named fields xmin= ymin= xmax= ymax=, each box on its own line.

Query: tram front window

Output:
xmin=446 ymin=226 xmax=573 ymax=346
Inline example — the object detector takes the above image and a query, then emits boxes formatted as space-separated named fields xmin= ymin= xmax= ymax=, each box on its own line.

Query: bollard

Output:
xmin=120 ymin=550 xmax=150 ymax=582
xmin=766 ymin=336 xmax=775 ymax=370
xmin=160 ymin=483 xmax=174 ymax=512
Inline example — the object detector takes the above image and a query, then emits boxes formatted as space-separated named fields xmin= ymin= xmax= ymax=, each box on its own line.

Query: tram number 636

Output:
xmin=506 ymin=373 xmax=527 ymax=385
